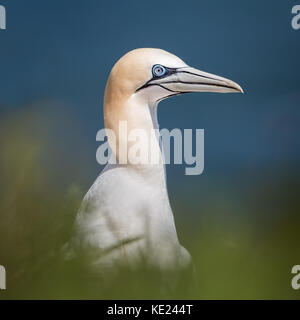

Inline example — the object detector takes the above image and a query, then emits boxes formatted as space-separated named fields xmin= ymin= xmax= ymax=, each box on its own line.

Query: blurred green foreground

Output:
xmin=0 ymin=104 xmax=299 ymax=299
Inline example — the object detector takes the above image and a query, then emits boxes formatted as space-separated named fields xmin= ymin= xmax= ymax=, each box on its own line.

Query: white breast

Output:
xmin=69 ymin=163 xmax=191 ymax=271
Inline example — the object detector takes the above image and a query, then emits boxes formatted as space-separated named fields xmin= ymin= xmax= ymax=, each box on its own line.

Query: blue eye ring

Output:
xmin=152 ymin=64 xmax=167 ymax=77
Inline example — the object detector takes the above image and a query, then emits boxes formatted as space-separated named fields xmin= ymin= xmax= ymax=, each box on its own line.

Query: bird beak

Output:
xmin=148 ymin=66 xmax=243 ymax=94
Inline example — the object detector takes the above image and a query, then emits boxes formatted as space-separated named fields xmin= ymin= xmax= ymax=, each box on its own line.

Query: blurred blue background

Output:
xmin=0 ymin=0 xmax=299 ymax=299
xmin=1 ymin=0 xmax=299 ymax=174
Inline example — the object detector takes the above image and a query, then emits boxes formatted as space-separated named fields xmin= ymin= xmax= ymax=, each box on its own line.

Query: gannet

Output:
xmin=67 ymin=48 xmax=243 ymax=274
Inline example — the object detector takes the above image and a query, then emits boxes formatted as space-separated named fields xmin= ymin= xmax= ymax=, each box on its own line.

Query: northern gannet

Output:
xmin=67 ymin=48 xmax=243 ymax=273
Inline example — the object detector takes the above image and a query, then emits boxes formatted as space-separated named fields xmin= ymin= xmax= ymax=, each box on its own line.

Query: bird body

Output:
xmin=75 ymin=162 xmax=190 ymax=270
xmin=67 ymin=48 xmax=242 ymax=273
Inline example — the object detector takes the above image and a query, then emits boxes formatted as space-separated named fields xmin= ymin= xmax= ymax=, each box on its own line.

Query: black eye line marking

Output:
xmin=152 ymin=65 xmax=175 ymax=79
xmin=135 ymin=67 xmax=236 ymax=93
xmin=136 ymin=66 xmax=177 ymax=92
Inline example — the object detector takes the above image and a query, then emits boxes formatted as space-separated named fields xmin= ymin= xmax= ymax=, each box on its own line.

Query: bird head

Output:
xmin=105 ymin=48 xmax=243 ymax=105
xmin=103 ymin=48 xmax=243 ymax=165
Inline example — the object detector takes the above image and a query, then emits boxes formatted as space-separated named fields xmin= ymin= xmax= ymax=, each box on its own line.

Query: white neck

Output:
xmin=104 ymin=95 xmax=167 ymax=187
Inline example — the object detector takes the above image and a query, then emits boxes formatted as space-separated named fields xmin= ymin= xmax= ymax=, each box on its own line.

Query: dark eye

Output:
xmin=152 ymin=64 xmax=166 ymax=77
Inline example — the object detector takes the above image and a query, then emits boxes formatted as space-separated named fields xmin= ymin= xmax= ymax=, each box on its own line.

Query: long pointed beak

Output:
xmin=150 ymin=66 xmax=243 ymax=94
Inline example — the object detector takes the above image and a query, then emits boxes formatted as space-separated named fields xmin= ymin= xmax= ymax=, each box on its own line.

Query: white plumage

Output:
xmin=66 ymin=48 xmax=242 ymax=273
